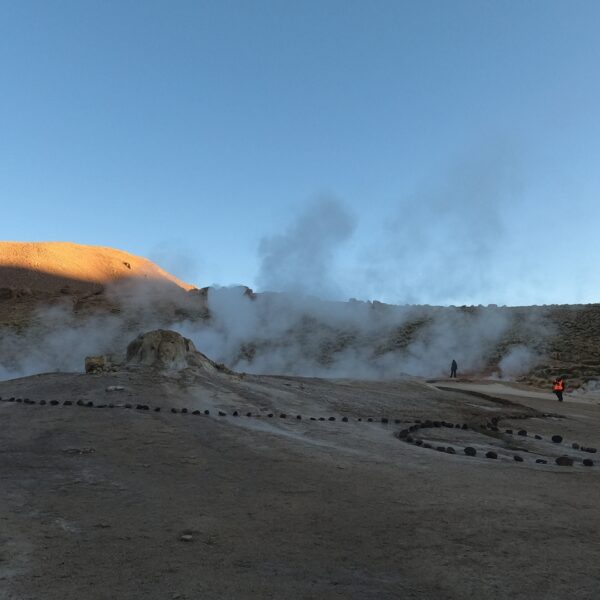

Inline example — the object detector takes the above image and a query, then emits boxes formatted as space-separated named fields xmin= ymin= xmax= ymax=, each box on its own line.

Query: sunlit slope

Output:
xmin=0 ymin=241 xmax=195 ymax=293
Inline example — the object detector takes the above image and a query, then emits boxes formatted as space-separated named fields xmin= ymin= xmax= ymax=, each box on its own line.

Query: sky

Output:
xmin=1 ymin=0 xmax=599 ymax=306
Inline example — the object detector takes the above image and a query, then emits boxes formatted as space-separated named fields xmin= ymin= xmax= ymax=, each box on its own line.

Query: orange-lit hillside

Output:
xmin=0 ymin=242 xmax=195 ymax=294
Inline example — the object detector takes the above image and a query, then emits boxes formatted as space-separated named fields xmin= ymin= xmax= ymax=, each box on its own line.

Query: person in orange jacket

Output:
xmin=552 ymin=376 xmax=565 ymax=402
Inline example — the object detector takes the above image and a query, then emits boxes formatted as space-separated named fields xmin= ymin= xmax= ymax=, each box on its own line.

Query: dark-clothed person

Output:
xmin=450 ymin=359 xmax=458 ymax=378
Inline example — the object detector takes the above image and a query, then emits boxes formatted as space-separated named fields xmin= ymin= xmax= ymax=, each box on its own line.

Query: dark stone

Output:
xmin=268 ymin=413 xmax=274 ymax=418
xmin=461 ymin=424 xmax=468 ymax=430
xmin=446 ymin=447 xmax=456 ymax=454
xmin=415 ymin=440 xmax=423 ymax=446
xmin=77 ymin=400 xmax=85 ymax=406
xmin=445 ymin=422 xmax=454 ymax=428
xmin=181 ymin=408 xmax=188 ymax=414
xmin=551 ymin=435 xmax=563 ymax=444
xmin=24 ymin=399 xmax=34 ymax=404
xmin=63 ymin=400 xmax=72 ymax=406
xmin=50 ymin=400 xmax=59 ymax=406
xmin=136 ymin=404 xmax=145 ymax=410
xmin=319 ymin=417 xmax=325 ymax=421
xmin=124 ymin=403 xmax=132 ymax=409
xmin=367 ymin=418 xmax=373 ymax=423
xmin=8 ymin=397 xmax=15 ymax=402
xmin=535 ymin=459 xmax=547 ymax=464
xmin=381 ymin=418 xmax=388 ymax=424
xmin=192 ymin=410 xmax=200 ymax=415
xmin=394 ymin=419 xmax=401 ymax=424
xmin=583 ymin=459 xmax=594 ymax=467
xmin=156 ymin=407 xmax=162 ymax=412
xmin=517 ymin=430 xmax=527 ymax=436
xmin=534 ymin=435 xmax=542 ymax=440
xmin=204 ymin=410 xmax=210 ymax=415
xmin=357 ymin=418 xmax=362 ymax=422
xmin=310 ymin=417 xmax=317 ymax=421
xmin=248 ymin=412 xmax=254 ymax=417
xmin=423 ymin=443 xmax=432 ymax=449
xmin=409 ymin=425 xmax=418 ymax=432
xmin=555 ymin=456 xmax=573 ymax=467
xmin=514 ymin=455 xmax=524 ymax=462
xmin=86 ymin=402 xmax=94 ymax=407
xmin=96 ymin=404 xmax=107 ymax=408
xmin=232 ymin=410 xmax=239 ymax=416
xmin=328 ymin=416 xmax=335 ymax=421
xmin=572 ymin=442 xmax=580 ymax=450
xmin=16 ymin=398 xmax=22 ymax=403
xmin=455 ymin=423 xmax=461 ymax=428
xmin=341 ymin=417 xmax=348 ymax=422
xmin=505 ymin=429 xmax=513 ymax=435
xmin=171 ymin=408 xmax=178 ymax=413
xmin=436 ymin=446 xmax=446 ymax=452
xmin=485 ymin=451 xmax=498 ymax=459
xmin=219 ymin=411 xmax=227 ymax=417
xmin=398 ymin=430 xmax=409 ymax=438
xmin=464 ymin=447 xmax=477 ymax=456
xmin=39 ymin=400 xmax=46 ymax=405
xmin=433 ymin=421 xmax=441 ymax=428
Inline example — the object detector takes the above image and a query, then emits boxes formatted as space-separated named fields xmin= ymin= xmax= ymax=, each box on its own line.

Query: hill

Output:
xmin=0 ymin=241 xmax=195 ymax=295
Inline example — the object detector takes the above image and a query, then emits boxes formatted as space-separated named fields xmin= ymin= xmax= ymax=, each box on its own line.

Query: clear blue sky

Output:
xmin=2 ymin=1 xmax=599 ymax=305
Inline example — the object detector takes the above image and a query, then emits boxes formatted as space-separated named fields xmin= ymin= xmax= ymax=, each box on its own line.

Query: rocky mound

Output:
xmin=125 ymin=329 xmax=224 ymax=373
xmin=0 ymin=241 xmax=195 ymax=295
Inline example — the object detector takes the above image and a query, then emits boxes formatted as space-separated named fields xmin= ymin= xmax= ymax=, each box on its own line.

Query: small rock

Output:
xmin=328 ymin=416 xmax=335 ymax=421
xmin=63 ymin=400 xmax=72 ymax=406
xmin=381 ymin=417 xmax=389 ymax=424
xmin=534 ymin=435 xmax=542 ymax=440
xmin=446 ymin=447 xmax=456 ymax=454
xmin=232 ymin=410 xmax=239 ymax=416
xmin=514 ymin=455 xmax=524 ymax=462
xmin=341 ymin=416 xmax=348 ymax=422
xmin=219 ymin=411 xmax=227 ymax=417
xmin=555 ymin=456 xmax=573 ymax=467
xmin=535 ymin=459 xmax=547 ymax=464
xmin=485 ymin=451 xmax=498 ymax=459
xmin=517 ymin=430 xmax=527 ymax=436
xmin=204 ymin=410 xmax=210 ymax=415
xmin=551 ymin=435 xmax=563 ymax=444
xmin=583 ymin=459 xmax=594 ymax=467
xmin=50 ymin=400 xmax=59 ymax=406
xmin=464 ymin=447 xmax=477 ymax=457
xmin=505 ymin=429 xmax=513 ymax=435
xmin=572 ymin=442 xmax=580 ymax=450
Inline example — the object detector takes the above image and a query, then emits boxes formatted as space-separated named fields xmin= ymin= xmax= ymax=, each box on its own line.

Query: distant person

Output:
xmin=552 ymin=376 xmax=565 ymax=402
xmin=450 ymin=359 xmax=458 ymax=378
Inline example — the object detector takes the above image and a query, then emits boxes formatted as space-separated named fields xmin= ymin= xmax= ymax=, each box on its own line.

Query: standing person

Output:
xmin=450 ymin=359 xmax=458 ymax=378
xmin=552 ymin=376 xmax=565 ymax=402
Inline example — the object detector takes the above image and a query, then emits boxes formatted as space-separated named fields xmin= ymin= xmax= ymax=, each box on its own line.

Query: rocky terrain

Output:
xmin=2 ymin=329 xmax=600 ymax=599
xmin=2 ymin=243 xmax=600 ymax=599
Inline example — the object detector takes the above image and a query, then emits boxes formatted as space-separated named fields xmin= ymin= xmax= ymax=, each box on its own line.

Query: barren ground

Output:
xmin=2 ymin=369 xmax=600 ymax=600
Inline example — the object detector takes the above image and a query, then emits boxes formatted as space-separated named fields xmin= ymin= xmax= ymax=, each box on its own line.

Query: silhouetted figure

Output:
xmin=552 ymin=376 xmax=565 ymax=402
xmin=450 ymin=359 xmax=458 ymax=378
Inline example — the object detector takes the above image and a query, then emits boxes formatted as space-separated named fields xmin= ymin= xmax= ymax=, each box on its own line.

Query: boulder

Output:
xmin=85 ymin=355 xmax=113 ymax=374
xmin=555 ymin=456 xmax=573 ymax=467
xmin=551 ymin=435 xmax=563 ymax=444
